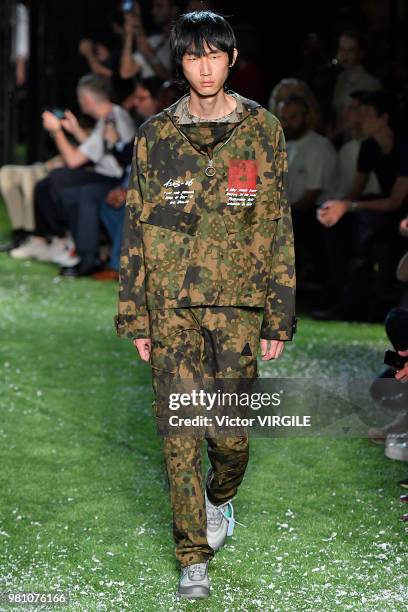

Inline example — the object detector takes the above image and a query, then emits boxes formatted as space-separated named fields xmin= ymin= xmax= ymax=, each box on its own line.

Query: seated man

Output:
xmin=10 ymin=74 xmax=135 ymax=275
xmin=277 ymin=95 xmax=336 ymax=291
xmin=316 ymin=91 xmax=408 ymax=320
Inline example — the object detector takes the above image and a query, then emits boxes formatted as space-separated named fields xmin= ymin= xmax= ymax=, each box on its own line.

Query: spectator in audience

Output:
xmin=60 ymin=77 xmax=164 ymax=280
xmin=315 ymin=91 xmax=408 ymax=320
xmin=268 ymin=78 xmax=321 ymax=132
xmin=227 ymin=24 xmax=266 ymax=104
xmin=0 ymin=156 xmax=63 ymax=252
xmin=332 ymin=29 xmax=381 ymax=137
xmin=277 ymin=95 xmax=336 ymax=291
xmin=119 ymin=0 xmax=178 ymax=81
xmin=335 ymin=90 xmax=381 ymax=197
xmin=10 ymin=74 xmax=135 ymax=274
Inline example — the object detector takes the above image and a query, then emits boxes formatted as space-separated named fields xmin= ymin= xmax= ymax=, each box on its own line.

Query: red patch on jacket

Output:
xmin=228 ymin=160 xmax=258 ymax=190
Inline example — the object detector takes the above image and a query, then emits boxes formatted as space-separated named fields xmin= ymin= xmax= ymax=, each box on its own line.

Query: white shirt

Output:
xmin=79 ymin=105 xmax=135 ymax=178
xmin=286 ymin=130 xmax=337 ymax=206
xmin=335 ymin=138 xmax=381 ymax=198
xmin=132 ymin=34 xmax=171 ymax=79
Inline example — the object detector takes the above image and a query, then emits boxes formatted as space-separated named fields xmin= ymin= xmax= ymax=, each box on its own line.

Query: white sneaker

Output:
xmin=177 ymin=561 xmax=210 ymax=599
xmin=52 ymin=237 xmax=80 ymax=267
xmin=205 ymin=469 xmax=246 ymax=551
xmin=10 ymin=236 xmax=50 ymax=260
xmin=36 ymin=237 xmax=69 ymax=263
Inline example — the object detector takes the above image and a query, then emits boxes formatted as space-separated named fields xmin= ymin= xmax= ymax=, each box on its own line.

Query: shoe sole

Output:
xmin=177 ymin=585 xmax=209 ymax=599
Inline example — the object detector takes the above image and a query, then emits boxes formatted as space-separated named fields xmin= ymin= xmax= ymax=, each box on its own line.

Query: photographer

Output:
xmin=119 ymin=0 xmax=178 ymax=81
xmin=10 ymin=74 xmax=135 ymax=275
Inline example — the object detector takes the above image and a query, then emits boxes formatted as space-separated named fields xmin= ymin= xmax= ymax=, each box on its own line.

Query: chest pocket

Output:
xmin=139 ymin=201 xmax=200 ymax=296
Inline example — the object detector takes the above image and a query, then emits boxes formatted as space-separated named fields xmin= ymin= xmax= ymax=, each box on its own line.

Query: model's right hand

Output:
xmin=133 ymin=338 xmax=152 ymax=362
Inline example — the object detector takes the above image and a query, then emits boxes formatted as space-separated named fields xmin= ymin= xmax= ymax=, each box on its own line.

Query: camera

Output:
xmin=51 ymin=109 xmax=65 ymax=120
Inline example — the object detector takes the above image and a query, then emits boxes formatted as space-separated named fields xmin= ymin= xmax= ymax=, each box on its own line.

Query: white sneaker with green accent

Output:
xmin=205 ymin=486 xmax=246 ymax=551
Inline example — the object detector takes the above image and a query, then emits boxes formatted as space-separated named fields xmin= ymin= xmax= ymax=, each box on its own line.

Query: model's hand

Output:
xmin=317 ymin=200 xmax=349 ymax=227
xmin=42 ymin=111 xmax=61 ymax=132
xmin=399 ymin=218 xmax=408 ymax=237
xmin=133 ymin=338 xmax=152 ymax=362
xmin=260 ymin=339 xmax=284 ymax=361
xmin=395 ymin=349 xmax=408 ymax=382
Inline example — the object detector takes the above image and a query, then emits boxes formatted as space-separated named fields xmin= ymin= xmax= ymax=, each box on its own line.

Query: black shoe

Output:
xmin=59 ymin=262 xmax=96 ymax=278
xmin=398 ymin=477 xmax=408 ymax=489
xmin=0 ymin=229 xmax=28 ymax=252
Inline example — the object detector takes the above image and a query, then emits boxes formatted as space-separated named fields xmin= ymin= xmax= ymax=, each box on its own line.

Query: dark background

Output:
xmin=1 ymin=0 xmax=407 ymax=164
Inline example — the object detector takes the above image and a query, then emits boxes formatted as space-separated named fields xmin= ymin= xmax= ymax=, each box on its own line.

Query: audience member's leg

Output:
xmin=100 ymin=201 xmax=125 ymax=271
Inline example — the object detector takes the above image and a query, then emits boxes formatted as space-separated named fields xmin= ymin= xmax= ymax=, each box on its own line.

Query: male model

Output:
xmin=116 ymin=10 xmax=297 ymax=600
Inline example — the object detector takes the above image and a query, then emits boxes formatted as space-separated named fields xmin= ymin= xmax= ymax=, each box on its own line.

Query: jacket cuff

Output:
xmin=114 ymin=313 xmax=150 ymax=339
xmin=260 ymin=315 xmax=297 ymax=341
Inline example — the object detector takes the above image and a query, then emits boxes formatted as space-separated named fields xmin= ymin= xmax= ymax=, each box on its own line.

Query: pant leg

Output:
xmin=149 ymin=305 xmax=260 ymax=566
xmin=199 ymin=306 xmax=260 ymax=506
xmin=20 ymin=164 xmax=48 ymax=231
xmin=0 ymin=166 xmax=26 ymax=229
xmin=100 ymin=202 xmax=125 ymax=271
xmin=34 ymin=175 xmax=67 ymax=238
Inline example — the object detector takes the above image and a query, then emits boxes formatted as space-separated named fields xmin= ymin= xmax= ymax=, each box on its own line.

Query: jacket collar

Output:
xmin=163 ymin=91 xmax=261 ymax=125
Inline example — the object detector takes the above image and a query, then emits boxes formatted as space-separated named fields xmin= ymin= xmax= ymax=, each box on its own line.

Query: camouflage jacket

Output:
xmin=115 ymin=93 xmax=297 ymax=341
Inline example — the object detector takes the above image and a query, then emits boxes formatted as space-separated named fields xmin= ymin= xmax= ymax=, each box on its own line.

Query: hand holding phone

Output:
xmin=384 ymin=349 xmax=408 ymax=370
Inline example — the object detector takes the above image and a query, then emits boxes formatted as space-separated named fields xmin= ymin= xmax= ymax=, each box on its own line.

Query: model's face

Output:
xmin=337 ymin=35 xmax=361 ymax=68
xmin=133 ymin=84 xmax=158 ymax=118
xmin=360 ymin=104 xmax=386 ymax=137
xmin=181 ymin=41 xmax=237 ymax=98
xmin=278 ymin=102 xmax=308 ymax=140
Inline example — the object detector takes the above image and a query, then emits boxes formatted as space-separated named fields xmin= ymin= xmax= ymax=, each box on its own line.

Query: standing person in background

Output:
xmin=331 ymin=29 xmax=380 ymax=139
xmin=119 ymin=0 xmax=179 ymax=81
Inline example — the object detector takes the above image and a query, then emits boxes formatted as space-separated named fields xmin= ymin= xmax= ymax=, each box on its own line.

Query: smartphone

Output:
xmin=384 ymin=349 xmax=407 ymax=370
xmin=121 ymin=0 xmax=134 ymax=12
xmin=52 ymin=109 xmax=65 ymax=119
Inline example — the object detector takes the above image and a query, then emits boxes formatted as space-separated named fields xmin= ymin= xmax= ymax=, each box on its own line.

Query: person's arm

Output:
xmin=42 ymin=111 xmax=89 ymax=168
xmin=60 ymin=110 xmax=89 ymax=144
xmin=260 ymin=121 xmax=297 ymax=342
xmin=119 ymin=14 xmax=143 ymax=79
xmin=115 ymin=130 xmax=150 ymax=340
xmin=79 ymin=39 xmax=113 ymax=77
xmin=346 ymin=177 xmax=408 ymax=212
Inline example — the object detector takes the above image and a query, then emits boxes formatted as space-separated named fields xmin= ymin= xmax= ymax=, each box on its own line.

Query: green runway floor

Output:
xmin=1 ymin=203 xmax=407 ymax=611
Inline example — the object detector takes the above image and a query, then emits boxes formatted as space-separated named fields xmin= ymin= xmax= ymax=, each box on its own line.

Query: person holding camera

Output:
xmin=119 ymin=0 xmax=178 ymax=81
xmin=10 ymin=74 xmax=135 ymax=275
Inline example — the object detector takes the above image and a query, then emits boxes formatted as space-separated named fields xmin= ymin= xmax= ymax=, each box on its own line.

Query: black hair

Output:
xmin=349 ymin=89 xmax=369 ymax=103
xmin=359 ymin=90 xmax=399 ymax=128
xmin=137 ymin=77 xmax=164 ymax=100
xmin=170 ymin=10 xmax=236 ymax=77
xmin=77 ymin=74 xmax=111 ymax=101
xmin=280 ymin=95 xmax=310 ymax=115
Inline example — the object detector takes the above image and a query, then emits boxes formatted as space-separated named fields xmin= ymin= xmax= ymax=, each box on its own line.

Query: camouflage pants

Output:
xmin=148 ymin=305 xmax=261 ymax=566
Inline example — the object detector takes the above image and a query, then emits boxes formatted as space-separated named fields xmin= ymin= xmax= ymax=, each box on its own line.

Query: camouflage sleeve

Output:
xmin=114 ymin=130 xmax=150 ymax=339
xmin=260 ymin=121 xmax=297 ymax=341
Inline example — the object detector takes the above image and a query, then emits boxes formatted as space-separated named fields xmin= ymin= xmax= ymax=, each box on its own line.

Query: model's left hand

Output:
xmin=42 ymin=111 xmax=61 ymax=132
xmin=395 ymin=349 xmax=408 ymax=382
xmin=260 ymin=339 xmax=285 ymax=361
xmin=317 ymin=200 xmax=349 ymax=227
